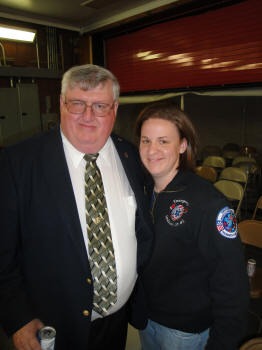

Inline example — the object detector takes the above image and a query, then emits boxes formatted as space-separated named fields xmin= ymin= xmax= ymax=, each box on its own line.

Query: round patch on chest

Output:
xmin=166 ymin=199 xmax=189 ymax=227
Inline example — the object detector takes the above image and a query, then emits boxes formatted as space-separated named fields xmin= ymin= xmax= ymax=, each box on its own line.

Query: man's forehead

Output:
xmin=65 ymin=82 xmax=113 ymax=98
xmin=70 ymin=79 xmax=111 ymax=90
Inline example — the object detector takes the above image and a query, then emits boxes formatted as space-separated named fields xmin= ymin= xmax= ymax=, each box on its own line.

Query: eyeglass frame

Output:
xmin=63 ymin=98 xmax=116 ymax=117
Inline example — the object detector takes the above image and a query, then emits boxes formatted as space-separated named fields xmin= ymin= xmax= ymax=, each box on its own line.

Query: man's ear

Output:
xmin=59 ymin=95 xmax=64 ymax=109
xmin=113 ymin=102 xmax=119 ymax=115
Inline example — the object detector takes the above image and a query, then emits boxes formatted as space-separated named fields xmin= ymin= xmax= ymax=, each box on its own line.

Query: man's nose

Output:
xmin=82 ymin=105 xmax=95 ymax=121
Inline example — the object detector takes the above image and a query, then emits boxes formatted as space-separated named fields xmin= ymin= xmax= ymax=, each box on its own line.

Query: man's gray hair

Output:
xmin=61 ymin=64 xmax=120 ymax=101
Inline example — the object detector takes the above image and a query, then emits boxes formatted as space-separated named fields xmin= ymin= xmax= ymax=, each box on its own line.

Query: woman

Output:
xmin=135 ymin=101 xmax=249 ymax=350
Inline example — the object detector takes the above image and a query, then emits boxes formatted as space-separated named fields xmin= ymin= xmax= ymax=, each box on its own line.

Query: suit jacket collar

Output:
xmin=111 ymin=133 xmax=140 ymax=194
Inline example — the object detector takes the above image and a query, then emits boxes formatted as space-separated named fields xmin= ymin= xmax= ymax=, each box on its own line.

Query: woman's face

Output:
xmin=139 ymin=118 xmax=187 ymax=186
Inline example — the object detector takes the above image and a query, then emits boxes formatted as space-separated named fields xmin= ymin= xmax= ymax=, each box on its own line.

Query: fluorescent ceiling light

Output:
xmin=0 ymin=25 xmax=36 ymax=42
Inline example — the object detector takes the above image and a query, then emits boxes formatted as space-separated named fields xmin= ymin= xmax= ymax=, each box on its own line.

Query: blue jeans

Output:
xmin=140 ymin=319 xmax=209 ymax=350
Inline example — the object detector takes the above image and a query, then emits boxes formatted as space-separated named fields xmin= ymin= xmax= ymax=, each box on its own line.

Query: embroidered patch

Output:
xmin=216 ymin=206 xmax=237 ymax=239
xmin=166 ymin=199 xmax=189 ymax=227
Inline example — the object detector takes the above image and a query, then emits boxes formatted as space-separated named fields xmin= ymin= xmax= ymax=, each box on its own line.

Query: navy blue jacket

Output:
xmin=142 ymin=170 xmax=249 ymax=350
xmin=0 ymin=129 xmax=153 ymax=350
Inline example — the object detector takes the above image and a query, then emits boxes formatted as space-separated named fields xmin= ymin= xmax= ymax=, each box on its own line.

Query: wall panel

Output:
xmin=115 ymin=95 xmax=262 ymax=156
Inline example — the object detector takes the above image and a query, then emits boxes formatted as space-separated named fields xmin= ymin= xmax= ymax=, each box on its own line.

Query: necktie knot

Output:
xmin=84 ymin=153 xmax=99 ymax=163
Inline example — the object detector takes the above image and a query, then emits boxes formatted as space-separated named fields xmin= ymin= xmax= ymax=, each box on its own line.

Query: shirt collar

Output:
xmin=97 ymin=137 xmax=112 ymax=166
xmin=61 ymin=129 xmax=112 ymax=167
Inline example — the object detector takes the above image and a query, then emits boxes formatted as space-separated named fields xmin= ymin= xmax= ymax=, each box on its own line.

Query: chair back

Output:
xmin=214 ymin=180 xmax=244 ymax=217
xmin=232 ymin=158 xmax=259 ymax=177
xmin=222 ymin=150 xmax=240 ymax=161
xmin=195 ymin=166 xmax=217 ymax=183
xmin=203 ymin=156 xmax=226 ymax=169
xmin=219 ymin=167 xmax=248 ymax=184
xmin=232 ymin=156 xmax=257 ymax=166
xmin=252 ymin=196 xmax=262 ymax=220
xmin=240 ymin=337 xmax=262 ymax=349
xmin=219 ymin=167 xmax=249 ymax=218
xmin=238 ymin=220 xmax=262 ymax=249
xmin=214 ymin=180 xmax=244 ymax=200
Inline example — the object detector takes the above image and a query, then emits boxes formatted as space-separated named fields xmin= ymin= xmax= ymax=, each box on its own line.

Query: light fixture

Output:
xmin=0 ymin=24 xmax=36 ymax=43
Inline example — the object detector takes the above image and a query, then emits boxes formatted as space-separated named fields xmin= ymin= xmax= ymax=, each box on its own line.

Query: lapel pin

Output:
xmin=124 ymin=152 xmax=129 ymax=158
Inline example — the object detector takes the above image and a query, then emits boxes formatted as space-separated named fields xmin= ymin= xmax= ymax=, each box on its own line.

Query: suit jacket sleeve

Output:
xmin=0 ymin=149 xmax=36 ymax=335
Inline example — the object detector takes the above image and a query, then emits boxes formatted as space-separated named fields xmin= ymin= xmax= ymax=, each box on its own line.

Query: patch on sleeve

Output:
xmin=216 ymin=206 xmax=238 ymax=239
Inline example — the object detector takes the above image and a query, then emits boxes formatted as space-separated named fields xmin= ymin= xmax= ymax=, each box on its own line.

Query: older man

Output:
xmin=0 ymin=64 xmax=153 ymax=350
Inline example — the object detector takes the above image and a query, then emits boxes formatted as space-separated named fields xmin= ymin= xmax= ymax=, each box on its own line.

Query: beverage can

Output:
xmin=38 ymin=326 xmax=56 ymax=350
xmin=247 ymin=258 xmax=256 ymax=277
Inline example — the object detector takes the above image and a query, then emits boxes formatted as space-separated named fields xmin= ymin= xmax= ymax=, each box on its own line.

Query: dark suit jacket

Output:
xmin=0 ymin=129 xmax=153 ymax=350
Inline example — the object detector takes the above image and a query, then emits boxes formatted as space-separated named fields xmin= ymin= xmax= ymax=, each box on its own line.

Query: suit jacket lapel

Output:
xmin=111 ymin=134 xmax=144 ymax=202
xmin=42 ymin=130 xmax=89 ymax=270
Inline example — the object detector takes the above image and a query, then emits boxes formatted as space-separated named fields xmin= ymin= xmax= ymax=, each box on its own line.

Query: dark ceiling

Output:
xmin=0 ymin=0 xmax=241 ymax=34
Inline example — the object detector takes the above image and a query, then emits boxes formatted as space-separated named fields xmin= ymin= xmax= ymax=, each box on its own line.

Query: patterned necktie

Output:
xmin=84 ymin=153 xmax=117 ymax=316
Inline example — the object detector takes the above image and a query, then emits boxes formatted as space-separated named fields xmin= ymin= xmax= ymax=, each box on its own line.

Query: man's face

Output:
xmin=60 ymin=80 xmax=118 ymax=154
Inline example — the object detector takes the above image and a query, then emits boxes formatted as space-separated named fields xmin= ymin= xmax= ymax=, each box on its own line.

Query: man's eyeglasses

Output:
xmin=64 ymin=99 xmax=115 ymax=116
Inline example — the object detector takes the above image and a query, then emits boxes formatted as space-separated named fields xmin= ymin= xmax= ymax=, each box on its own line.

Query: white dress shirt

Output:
xmin=61 ymin=131 xmax=138 ymax=320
